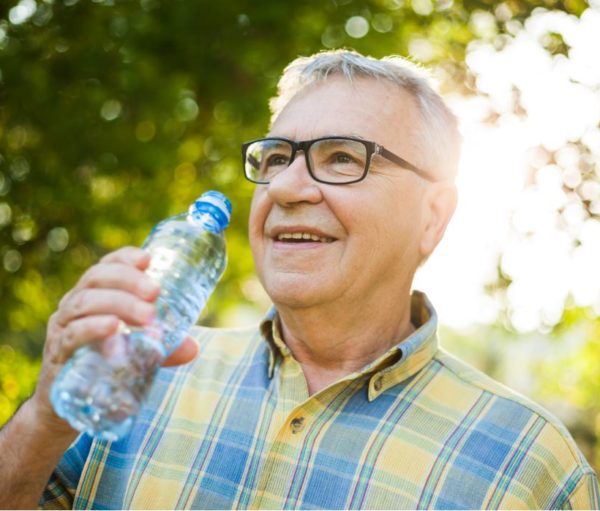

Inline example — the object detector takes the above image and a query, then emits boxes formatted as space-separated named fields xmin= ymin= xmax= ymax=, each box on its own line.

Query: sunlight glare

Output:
xmin=416 ymin=5 xmax=600 ymax=332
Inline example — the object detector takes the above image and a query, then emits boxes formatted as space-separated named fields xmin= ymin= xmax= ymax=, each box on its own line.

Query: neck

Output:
xmin=276 ymin=293 xmax=416 ymax=395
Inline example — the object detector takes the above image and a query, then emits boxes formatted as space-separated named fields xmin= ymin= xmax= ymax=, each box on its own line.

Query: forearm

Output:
xmin=0 ymin=398 xmax=77 ymax=509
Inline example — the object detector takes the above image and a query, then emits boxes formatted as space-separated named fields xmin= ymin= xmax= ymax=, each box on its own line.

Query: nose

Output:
xmin=266 ymin=151 xmax=323 ymax=206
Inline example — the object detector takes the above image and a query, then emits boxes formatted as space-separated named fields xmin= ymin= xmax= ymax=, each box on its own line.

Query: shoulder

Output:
xmin=433 ymin=347 xmax=594 ymax=470
xmin=430 ymin=348 xmax=598 ymax=508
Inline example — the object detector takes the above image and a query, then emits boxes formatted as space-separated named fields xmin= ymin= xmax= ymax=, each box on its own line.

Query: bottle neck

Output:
xmin=187 ymin=212 xmax=222 ymax=233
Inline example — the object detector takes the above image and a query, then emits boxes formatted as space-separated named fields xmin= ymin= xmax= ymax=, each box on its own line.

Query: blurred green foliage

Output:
xmin=0 ymin=0 xmax=596 ymax=471
xmin=533 ymin=315 xmax=600 ymax=470
xmin=0 ymin=345 xmax=40 ymax=425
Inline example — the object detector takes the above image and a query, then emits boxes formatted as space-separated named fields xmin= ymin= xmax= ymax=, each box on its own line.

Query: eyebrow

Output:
xmin=264 ymin=133 xmax=369 ymax=141
xmin=247 ymin=153 xmax=260 ymax=169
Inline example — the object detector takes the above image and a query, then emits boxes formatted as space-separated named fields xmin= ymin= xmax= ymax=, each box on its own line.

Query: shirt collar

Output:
xmin=259 ymin=290 xmax=439 ymax=400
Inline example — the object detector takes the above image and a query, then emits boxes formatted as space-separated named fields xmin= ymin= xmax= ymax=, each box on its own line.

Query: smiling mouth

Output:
xmin=275 ymin=232 xmax=335 ymax=243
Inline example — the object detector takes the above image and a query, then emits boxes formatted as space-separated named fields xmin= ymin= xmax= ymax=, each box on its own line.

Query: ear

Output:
xmin=419 ymin=181 xmax=458 ymax=259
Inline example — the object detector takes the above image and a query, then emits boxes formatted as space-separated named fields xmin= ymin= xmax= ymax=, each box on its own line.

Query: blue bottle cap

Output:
xmin=189 ymin=190 xmax=232 ymax=230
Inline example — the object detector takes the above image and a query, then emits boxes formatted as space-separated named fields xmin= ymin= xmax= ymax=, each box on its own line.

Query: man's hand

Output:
xmin=0 ymin=246 xmax=198 ymax=509
xmin=31 ymin=246 xmax=197 ymax=431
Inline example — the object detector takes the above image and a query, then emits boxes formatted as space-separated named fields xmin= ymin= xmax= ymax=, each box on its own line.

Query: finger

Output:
xmin=56 ymin=289 xmax=156 ymax=327
xmin=77 ymin=263 xmax=160 ymax=301
xmin=44 ymin=311 xmax=64 ymax=358
xmin=99 ymin=246 xmax=151 ymax=269
xmin=162 ymin=337 xmax=198 ymax=367
xmin=57 ymin=289 xmax=75 ymax=316
xmin=54 ymin=315 xmax=120 ymax=365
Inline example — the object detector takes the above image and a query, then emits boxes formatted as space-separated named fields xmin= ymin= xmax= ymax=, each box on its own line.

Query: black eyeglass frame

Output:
xmin=241 ymin=136 xmax=435 ymax=185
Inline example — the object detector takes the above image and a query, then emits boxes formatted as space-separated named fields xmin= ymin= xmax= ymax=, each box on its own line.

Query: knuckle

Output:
xmin=47 ymin=312 xmax=63 ymax=339
xmin=62 ymin=322 xmax=76 ymax=347
xmin=69 ymin=289 xmax=90 ymax=317
xmin=57 ymin=289 xmax=73 ymax=310
xmin=58 ymin=325 xmax=76 ymax=359
xmin=79 ymin=264 xmax=103 ymax=287
xmin=47 ymin=348 xmax=61 ymax=366
xmin=48 ymin=311 xmax=60 ymax=327
xmin=43 ymin=333 xmax=58 ymax=360
xmin=54 ymin=295 xmax=74 ymax=327
xmin=63 ymin=319 xmax=95 ymax=353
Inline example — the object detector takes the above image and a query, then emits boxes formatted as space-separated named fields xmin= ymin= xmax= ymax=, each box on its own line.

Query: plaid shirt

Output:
xmin=41 ymin=291 xmax=599 ymax=509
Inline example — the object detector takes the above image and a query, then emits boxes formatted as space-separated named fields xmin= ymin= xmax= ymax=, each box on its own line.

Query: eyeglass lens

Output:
xmin=244 ymin=138 xmax=368 ymax=184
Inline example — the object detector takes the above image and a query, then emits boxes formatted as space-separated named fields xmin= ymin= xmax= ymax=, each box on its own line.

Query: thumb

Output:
xmin=162 ymin=337 xmax=198 ymax=367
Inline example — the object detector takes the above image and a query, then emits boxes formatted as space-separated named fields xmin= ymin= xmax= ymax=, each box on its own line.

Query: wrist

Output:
xmin=0 ymin=397 xmax=77 ymax=509
xmin=22 ymin=394 xmax=78 ymax=445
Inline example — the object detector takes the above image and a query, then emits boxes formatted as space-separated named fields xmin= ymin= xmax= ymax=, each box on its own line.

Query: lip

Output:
xmin=268 ymin=225 xmax=338 ymax=249
xmin=270 ymin=226 xmax=334 ymax=239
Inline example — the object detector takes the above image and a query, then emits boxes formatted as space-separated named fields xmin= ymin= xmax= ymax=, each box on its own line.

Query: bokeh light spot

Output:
xmin=8 ymin=0 xmax=36 ymax=25
xmin=411 ymin=0 xmax=433 ymax=16
xmin=372 ymin=13 xmax=393 ymax=33
xmin=12 ymin=216 xmax=36 ymax=244
xmin=3 ymin=250 xmax=22 ymax=273
xmin=203 ymin=137 xmax=221 ymax=162
xmin=174 ymin=162 xmax=197 ymax=185
xmin=47 ymin=227 xmax=69 ymax=252
xmin=321 ymin=25 xmax=345 ymax=48
xmin=135 ymin=121 xmax=156 ymax=142
xmin=0 ymin=173 xmax=9 ymax=196
xmin=345 ymin=16 xmax=369 ymax=39
xmin=470 ymin=10 xmax=498 ymax=40
xmin=175 ymin=98 xmax=199 ymax=122
xmin=0 ymin=203 xmax=11 ymax=227
xmin=91 ymin=176 xmax=119 ymax=201
xmin=383 ymin=0 xmax=404 ymax=10
xmin=9 ymin=157 xmax=30 ymax=182
xmin=409 ymin=38 xmax=435 ymax=62
xmin=100 ymin=100 xmax=122 ymax=121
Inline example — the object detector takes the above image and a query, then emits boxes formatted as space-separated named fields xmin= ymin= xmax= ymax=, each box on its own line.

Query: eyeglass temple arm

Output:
xmin=375 ymin=145 xmax=436 ymax=181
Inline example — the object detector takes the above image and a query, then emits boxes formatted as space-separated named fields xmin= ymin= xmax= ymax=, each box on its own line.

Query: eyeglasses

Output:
xmin=242 ymin=136 xmax=434 ymax=185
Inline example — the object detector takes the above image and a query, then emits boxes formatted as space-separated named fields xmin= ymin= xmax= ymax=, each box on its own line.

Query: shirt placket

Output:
xmin=250 ymin=352 xmax=326 ymax=509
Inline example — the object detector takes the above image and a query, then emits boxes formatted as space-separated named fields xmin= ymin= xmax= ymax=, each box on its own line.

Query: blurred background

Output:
xmin=0 ymin=0 xmax=598 ymax=471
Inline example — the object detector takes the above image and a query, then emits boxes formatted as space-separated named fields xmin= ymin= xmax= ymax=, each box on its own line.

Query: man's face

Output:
xmin=249 ymin=76 xmax=431 ymax=310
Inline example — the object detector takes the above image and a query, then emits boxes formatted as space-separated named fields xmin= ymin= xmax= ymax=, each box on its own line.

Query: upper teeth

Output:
xmin=277 ymin=232 xmax=333 ymax=242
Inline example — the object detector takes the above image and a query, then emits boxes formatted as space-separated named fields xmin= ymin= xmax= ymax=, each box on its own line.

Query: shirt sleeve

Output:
xmin=562 ymin=471 xmax=600 ymax=510
xmin=38 ymin=434 xmax=94 ymax=510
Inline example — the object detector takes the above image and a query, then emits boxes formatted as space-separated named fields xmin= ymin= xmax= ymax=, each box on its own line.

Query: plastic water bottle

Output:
xmin=50 ymin=191 xmax=232 ymax=441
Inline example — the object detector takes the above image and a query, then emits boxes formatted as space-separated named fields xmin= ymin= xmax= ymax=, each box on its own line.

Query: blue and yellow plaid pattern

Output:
xmin=41 ymin=291 xmax=599 ymax=509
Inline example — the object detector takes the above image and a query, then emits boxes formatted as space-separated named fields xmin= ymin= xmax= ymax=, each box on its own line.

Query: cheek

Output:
xmin=248 ymin=189 xmax=265 ymax=230
xmin=349 ymin=191 xmax=420 ymax=255
xmin=248 ymin=190 xmax=268 ymax=255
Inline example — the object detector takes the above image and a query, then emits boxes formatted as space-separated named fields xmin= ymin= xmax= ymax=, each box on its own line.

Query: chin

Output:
xmin=262 ymin=276 xmax=329 ymax=310
xmin=265 ymin=286 xmax=317 ymax=309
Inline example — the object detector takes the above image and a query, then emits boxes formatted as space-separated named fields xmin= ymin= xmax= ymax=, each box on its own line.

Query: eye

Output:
xmin=330 ymin=152 xmax=357 ymax=164
xmin=266 ymin=153 xmax=290 ymax=166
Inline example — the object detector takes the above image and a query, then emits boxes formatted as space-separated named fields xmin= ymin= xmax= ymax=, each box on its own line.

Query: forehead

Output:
xmin=269 ymin=76 xmax=422 ymax=150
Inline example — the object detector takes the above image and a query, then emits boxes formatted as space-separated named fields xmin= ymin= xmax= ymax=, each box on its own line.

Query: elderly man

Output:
xmin=1 ymin=50 xmax=598 ymax=509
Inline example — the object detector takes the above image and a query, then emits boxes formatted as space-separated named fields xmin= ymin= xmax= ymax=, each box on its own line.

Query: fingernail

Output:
xmin=141 ymin=279 xmax=160 ymax=298
xmin=133 ymin=250 xmax=151 ymax=267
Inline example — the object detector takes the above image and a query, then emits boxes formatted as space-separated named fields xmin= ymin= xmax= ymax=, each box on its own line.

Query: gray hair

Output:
xmin=269 ymin=49 xmax=461 ymax=181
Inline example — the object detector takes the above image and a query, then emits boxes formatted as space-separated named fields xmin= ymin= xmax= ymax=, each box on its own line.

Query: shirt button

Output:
xmin=373 ymin=376 xmax=383 ymax=391
xmin=290 ymin=417 xmax=305 ymax=434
